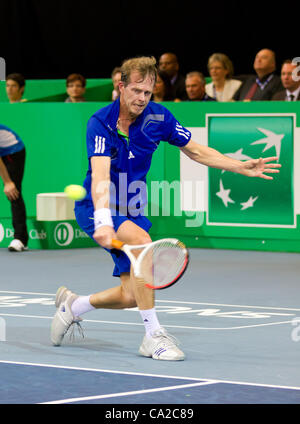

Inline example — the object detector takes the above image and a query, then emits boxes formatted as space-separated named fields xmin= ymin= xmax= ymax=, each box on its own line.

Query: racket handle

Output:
xmin=111 ymin=239 xmax=125 ymax=250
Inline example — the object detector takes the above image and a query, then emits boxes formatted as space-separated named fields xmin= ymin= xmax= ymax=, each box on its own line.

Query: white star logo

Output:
xmin=216 ymin=179 xmax=235 ymax=207
xmin=251 ymin=128 xmax=284 ymax=159
xmin=222 ymin=148 xmax=253 ymax=174
xmin=240 ymin=195 xmax=258 ymax=211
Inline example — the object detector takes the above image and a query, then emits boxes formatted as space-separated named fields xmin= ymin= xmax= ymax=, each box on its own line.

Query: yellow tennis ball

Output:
xmin=64 ymin=184 xmax=87 ymax=201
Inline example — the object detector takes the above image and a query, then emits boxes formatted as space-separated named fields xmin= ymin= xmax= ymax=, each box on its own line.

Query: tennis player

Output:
xmin=51 ymin=56 xmax=281 ymax=360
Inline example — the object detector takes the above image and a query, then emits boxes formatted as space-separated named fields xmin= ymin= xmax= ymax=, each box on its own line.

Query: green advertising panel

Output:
xmin=0 ymin=218 xmax=97 ymax=249
xmin=207 ymin=114 xmax=294 ymax=227
xmin=0 ymin=100 xmax=299 ymax=252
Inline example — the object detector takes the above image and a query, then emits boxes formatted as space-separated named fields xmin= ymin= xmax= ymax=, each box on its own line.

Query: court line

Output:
xmin=1 ymin=359 xmax=300 ymax=392
xmin=39 ymin=381 xmax=217 ymax=404
xmin=0 ymin=312 xmax=295 ymax=330
xmin=1 ymin=291 xmax=300 ymax=312
xmin=0 ymin=359 xmax=209 ymax=382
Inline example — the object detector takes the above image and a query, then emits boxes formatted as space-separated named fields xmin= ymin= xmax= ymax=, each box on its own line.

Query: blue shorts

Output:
xmin=74 ymin=201 xmax=152 ymax=277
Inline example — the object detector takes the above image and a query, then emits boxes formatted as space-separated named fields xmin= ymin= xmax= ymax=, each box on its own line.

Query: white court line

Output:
xmin=1 ymin=290 xmax=300 ymax=312
xmin=39 ymin=381 xmax=217 ymax=404
xmin=1 ymin=360 xmax=300 ymax=392
xmin=0 ymin=359 xmax=210 ymax=381
xmin=0 ymin=312 xmax=295 ymax=330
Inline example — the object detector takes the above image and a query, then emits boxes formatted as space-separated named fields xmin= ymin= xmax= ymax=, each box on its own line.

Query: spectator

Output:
xmin=233 ymin=49 xmax=283 ymax=101
xmin=0 ymin=124 xmax=28 ymax=252
xmin=158 ymin=52 xmax=188 ymax=100
xmin=65 ymin=73 xmax=86 ymax=103
xmin=111 ymin=67 xmax=122 ymax=101
xmin=185 ymin=71 xmax=216 ymax=101
xmin=272 ymin=60 xmax=300 ymax=101
xmin=6 ymin=73 xmax=27 ymax=103
xmin=205 ymin=53 xmax=242 ymax=101
xmin=151 ymin=70 xmax=175 ymax=102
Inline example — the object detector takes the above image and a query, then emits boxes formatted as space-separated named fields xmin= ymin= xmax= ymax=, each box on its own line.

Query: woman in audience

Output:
xmin=205 ymin=53 xmax=241 ymax=102
xmin=151 ymin=70 xmax=176 ymax=102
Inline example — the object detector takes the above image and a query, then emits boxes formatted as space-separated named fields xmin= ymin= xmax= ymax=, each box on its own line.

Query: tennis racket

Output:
xmin=111 ymin=238 xmax=189 ymax=290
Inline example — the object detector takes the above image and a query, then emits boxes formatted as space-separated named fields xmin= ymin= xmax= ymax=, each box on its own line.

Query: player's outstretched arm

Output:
xmin=180 ymin=140 xmax=281 ymax=180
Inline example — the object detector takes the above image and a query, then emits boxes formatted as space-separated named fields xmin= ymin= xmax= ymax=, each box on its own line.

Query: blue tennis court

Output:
xmin=1 ymin=247 xmax=300 ymax=406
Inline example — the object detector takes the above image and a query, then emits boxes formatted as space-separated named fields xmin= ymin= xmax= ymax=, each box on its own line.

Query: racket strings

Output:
xmin=140 ymin=240 xmax=188 ymax=288
xmin=67 ymin=320 xmax=84 ymax=343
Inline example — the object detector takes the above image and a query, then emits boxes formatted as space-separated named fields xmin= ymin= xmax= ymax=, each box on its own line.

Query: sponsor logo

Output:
xmin=0 ymin=224 xmax=4 ymax=243
xmin=54 ymin=222 xmax=74 ymax=246
xmin=29 ymin=229 xmax=47 ymax=240
xmin=207 ymin=115 xmax=294 ymax=227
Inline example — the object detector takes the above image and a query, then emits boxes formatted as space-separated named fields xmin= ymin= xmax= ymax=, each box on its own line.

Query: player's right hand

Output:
xmin=93 ymin=225 xmax=116 ymax=249
xmin=4 ymin=181 xmax=19 ymax=201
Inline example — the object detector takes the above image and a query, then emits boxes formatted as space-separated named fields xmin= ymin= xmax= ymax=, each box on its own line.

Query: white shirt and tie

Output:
xmin=286 ymin=87 xmax=300 ymax=101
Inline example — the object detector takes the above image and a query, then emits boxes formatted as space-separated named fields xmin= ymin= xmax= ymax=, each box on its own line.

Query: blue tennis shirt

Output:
xmin=0 ymin=124 xmax=25 ymax=156
xmin=81 ymin=98 xmax=191 ymax=216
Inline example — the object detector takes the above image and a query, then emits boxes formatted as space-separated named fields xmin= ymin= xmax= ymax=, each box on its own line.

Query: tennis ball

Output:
xmin=64 ymin=184 xmax=87 ymax=201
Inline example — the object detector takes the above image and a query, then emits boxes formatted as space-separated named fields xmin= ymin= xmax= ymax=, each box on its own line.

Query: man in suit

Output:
xmin=185 ymin=71 xmax=216 ymax=101
xmin=272 ymin=60 xmax=300 ymax=101
xmin=233 ymin=49 xmax=283 ymax=101
xmin=158 ymin=52 xmax=188 ymax=100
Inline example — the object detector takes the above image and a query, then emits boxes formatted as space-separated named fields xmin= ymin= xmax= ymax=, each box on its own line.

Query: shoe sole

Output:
xmin=55 ymin=286 xmax=71 ymax=308
xmin=139 ymin=347 xmax=152 ymax=358
xmin=51 ymin=309 xmax=67 ymax=346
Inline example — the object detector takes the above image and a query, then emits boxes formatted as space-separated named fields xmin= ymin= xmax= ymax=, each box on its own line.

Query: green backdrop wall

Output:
xmin=0 ymin=98 xmax=299 ymax=252
xmin=0 ymin=79 xmax=113 ymax=102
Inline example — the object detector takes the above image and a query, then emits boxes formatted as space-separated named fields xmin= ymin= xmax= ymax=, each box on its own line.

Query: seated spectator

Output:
xmin=272 ymin=60 xmax=300 ymax=101
xmin=111 ymin=66 xmax=122 ymax=101
xmin=233 ymin=49 xmax=283 ymax=101
xmin=158 ymin=52 xmax=188 ymax=100
xmin=6 ymin=73 xmax=27 ymax=103
xmin=205 ymin=53 xmax=242 ymax=101
xmin=185 ymin=71 xmax=216 ymax=101
xmin=151 ymin=70 xmax=176 ymax=102
xmin=65 ymin=73 xmax=86 ymax=103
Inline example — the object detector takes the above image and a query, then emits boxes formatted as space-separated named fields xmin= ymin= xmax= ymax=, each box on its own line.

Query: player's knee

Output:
xmin=122 ymin=290 xmax=137 ymax=308
xmin=126 ymin=296 xmax=137 ymax=308
xmin=120 ymin=277 xmax=137 ymax=308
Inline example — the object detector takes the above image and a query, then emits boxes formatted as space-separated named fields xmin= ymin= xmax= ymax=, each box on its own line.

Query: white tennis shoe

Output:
xmin=8 ymin=239 xmax=28 ymax=252
xmin=139 ymin=328 xmax=185 ymax=361
xmin=50 ymin=286 xmax=83 ymax=346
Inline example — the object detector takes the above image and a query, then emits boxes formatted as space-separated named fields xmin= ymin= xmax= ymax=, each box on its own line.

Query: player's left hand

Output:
xmin=240 ymin=156 xmax=281 ymax=180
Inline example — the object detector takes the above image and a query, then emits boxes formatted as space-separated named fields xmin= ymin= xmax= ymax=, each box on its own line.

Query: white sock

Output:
xmin=139 ymin=308 xmax=161 ymax=338
xmin=71 ymin=295 xmax=95 ymax=317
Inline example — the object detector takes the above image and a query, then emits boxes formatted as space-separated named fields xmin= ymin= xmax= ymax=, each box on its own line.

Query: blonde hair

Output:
xmin=208 ymin=53 xmax=234 ymax=79
xmin=121 ymin=56 xmax=157 ymax=86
